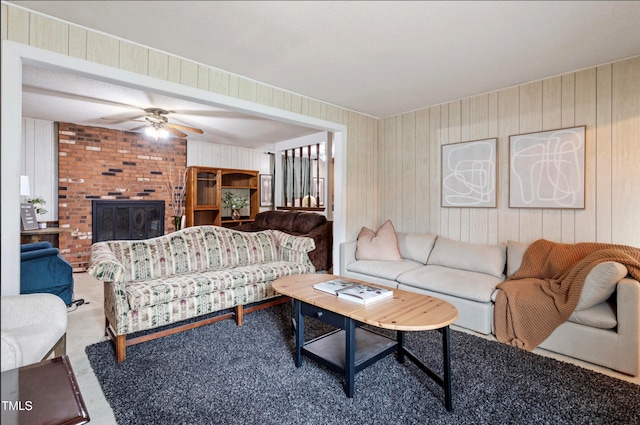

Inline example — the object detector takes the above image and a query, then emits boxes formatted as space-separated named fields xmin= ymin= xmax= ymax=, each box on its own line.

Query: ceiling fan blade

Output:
xmin=166 ymin=127 xmax=188 ymax=138
xmin=167 ymin=123 xmax=204 ymax=134
xmin=129 ymin=125 xmax=147 ymax=131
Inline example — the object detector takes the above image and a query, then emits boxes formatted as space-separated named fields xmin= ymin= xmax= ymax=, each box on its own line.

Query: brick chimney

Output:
xmin=57 ymin=123 xmax=187 ymax=271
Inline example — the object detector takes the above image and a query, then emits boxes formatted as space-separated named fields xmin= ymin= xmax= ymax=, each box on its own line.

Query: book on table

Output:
xmin=313 ymin=278 xmax=354 ymax=295
xmin=336 ymin=284 xmax=393 ymax=304
xmin=313 ymin=279 xmax=393 ymax=304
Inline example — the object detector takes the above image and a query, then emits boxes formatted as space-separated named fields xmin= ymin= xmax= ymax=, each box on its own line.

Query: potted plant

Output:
xmin=223 ymin=192 xmax=249 ymax=220
xmin=26 ymin=197 xmax=48 ymax=228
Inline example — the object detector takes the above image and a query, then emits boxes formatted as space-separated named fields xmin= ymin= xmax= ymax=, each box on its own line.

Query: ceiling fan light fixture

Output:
xmin=145 ymin=125 xmax=169 ymax=140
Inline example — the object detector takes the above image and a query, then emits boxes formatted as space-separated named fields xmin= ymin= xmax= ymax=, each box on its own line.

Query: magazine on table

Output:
xmin=313 ymin=279 xmax=393 ymax=304
xmin=336 ymin=284 xmax=393 ymax=304
xmin=313 ymin=278 xmax=355 ymax=295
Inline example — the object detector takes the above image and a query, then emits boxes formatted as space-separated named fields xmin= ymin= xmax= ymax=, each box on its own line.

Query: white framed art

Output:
xmin=441 ymin=138 xmax=497 ymax=207
xmin=509 ymin=126 xmax=585 ymax=209
xmin=260 ymin=174 xmax=273 ymax=207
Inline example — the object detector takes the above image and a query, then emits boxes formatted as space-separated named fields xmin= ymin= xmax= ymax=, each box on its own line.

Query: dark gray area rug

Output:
xmin=86 ymin=304 xmax=640 ymax=425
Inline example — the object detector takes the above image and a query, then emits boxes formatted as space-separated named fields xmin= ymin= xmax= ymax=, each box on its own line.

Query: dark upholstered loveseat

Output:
xmin=236 ymin=210 xmax=333 ymax=271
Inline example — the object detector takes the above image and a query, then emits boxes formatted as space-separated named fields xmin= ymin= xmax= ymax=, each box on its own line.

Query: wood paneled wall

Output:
xmin=3 ymin=3 xmax=638 ymax=249
xmin=378 ymin=57 xmax=640 ymax=247
xmin=186 ymin=140 xmax=271 ymax=173
xmin=21 ymin=118 xmax=57 ymax=221
xmin=2 ymin=3 xmax=379 ymax=242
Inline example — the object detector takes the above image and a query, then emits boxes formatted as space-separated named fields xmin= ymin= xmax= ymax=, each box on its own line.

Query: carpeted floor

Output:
xmin=86 ymin=304 xmax=640 ymax=425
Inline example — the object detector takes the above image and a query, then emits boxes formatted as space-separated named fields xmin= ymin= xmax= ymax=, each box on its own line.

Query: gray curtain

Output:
xmin=282 ymin=156 xmax=311 ymax=204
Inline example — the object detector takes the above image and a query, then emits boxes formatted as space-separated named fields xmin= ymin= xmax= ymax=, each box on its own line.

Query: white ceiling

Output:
xmin=10 ymin=1 xmax=640 ymax=147
xmin=21 ymin=66 xmax=322 ymax=148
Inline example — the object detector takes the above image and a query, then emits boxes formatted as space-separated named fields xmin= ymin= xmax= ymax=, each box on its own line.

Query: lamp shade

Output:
xmin=20 ymin=175 xmax=31 ymax=196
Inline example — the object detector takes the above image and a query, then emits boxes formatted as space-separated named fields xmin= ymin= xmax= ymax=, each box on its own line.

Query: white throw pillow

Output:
xmin=396 ymin=232 xmax=438 ymax=264
xmin=506 ymin=240 xmax=530 ymax=277
xmin=576 ymin=261 xmax=627 ymax=311
xmin=426 ymin=236 xmax=506 ymax=278
xmin=355 ymin=220 xmax=402 ymax=261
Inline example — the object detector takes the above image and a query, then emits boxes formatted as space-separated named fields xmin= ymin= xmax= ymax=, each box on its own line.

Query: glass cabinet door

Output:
xmin=196 ymin=171 xmax=218 ymax=206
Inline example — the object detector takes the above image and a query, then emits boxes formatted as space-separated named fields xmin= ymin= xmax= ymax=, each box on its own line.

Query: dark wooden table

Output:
xmin=20 ymin=227 xmax=71 ymax=247
xmin=1 ymin=356 xmax=90 ymax=425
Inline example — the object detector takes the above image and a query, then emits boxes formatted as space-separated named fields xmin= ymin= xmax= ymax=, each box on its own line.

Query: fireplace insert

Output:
xmin=92 ymin=200 xmax=164 ymax=243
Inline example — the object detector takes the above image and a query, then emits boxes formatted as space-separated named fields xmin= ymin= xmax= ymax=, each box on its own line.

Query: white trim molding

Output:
xmin=1 ymin=40 xmax=348 ymax=294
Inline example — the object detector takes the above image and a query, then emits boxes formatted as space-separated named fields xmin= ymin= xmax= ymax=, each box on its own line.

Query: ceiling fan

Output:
xmin=127 ymin=108 xmax=204 ymax=139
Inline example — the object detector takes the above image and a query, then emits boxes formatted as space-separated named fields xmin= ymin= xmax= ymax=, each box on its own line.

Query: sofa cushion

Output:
xmin=569 ymin=302 xmax=617 ymax=329
xmin=506 ymin=243 xmax=627 ymax=310
xmin=397 ymin=265 xmax=503 ymax=303
xmin=253 ymin=211 xmax=272 ymax=228
xmin=396 ymin=233 xmax=438 ymax=264
xmin=109 ymin=227 xmax=280 ymax=282
xmin=426 ymin=237 xmax=506 ymax=278
xmin=576 ymin=261 xmax=627 ymax=311
xmin=355 ymin=220 xmax=402 ymax=261
xmin=507 ymin=240 xmax=530 ymax=277
xmin=194 ymin=227 xmax=279 ymax=269
xmin=109 ymin=238 xmax=176 ymax=282
xmin=292 ymin=212 xmax=327 ymax=234
xmin=125 ymin=261 xmax=311 ymax=309
xmin=347 ymin=259 xmax=423 ymax=281
xmin=254 ymin=210 xmax=299 ymax=232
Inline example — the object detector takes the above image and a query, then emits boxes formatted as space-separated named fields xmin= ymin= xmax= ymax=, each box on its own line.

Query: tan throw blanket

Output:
xmin=494 ymin=239 xmax=640 ymax=351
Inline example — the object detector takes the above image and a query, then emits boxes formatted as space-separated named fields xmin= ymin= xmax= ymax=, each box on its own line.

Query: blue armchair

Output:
xmin=20 ymin=242 xmax=74 ymax=306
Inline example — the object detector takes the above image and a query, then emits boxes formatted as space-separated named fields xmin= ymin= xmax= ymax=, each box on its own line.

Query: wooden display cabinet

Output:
xmin=185 ymin=166 xmax=259 ymax=228
xmin=185 ymin=167 xmax=220 ymax=227
xmin=220 ymin=169 xmax=259 ymax=228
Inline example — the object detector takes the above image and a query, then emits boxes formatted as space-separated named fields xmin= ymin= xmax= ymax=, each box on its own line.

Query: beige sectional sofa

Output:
xmin=89 ymin=225 xmax=316 ymax=362
xmin=340 ymin=233 xmax=640 ymax=376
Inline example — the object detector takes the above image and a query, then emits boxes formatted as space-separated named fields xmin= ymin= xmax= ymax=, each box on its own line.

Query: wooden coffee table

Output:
xmin=272 ymin=274 xmax=459 ymax=411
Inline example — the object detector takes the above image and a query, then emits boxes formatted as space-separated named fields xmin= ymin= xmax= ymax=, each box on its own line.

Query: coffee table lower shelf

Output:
xmin=294 ymin=299 xmax=453 ymax=411
xmin=302 ymin=327 xmax=398 ymax=372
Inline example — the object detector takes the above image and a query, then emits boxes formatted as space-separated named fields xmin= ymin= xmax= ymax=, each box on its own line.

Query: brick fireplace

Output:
xmin=57 ymin=123 xmax=186 ymax=270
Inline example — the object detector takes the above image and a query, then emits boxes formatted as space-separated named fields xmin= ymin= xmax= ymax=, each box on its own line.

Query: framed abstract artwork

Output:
xmin=509 ymin=126 xmax=585 ymax=209
xmin=441 ymin=138 xmax=497 ymax=207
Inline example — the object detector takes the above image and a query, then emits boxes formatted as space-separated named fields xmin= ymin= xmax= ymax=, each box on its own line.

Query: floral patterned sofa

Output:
xmin=88 ymin=225 xmax=316 ymax=362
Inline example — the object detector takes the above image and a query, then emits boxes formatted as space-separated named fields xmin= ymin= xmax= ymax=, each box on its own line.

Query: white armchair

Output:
xmin=1 ymin=293 xmax=67 ymax=372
